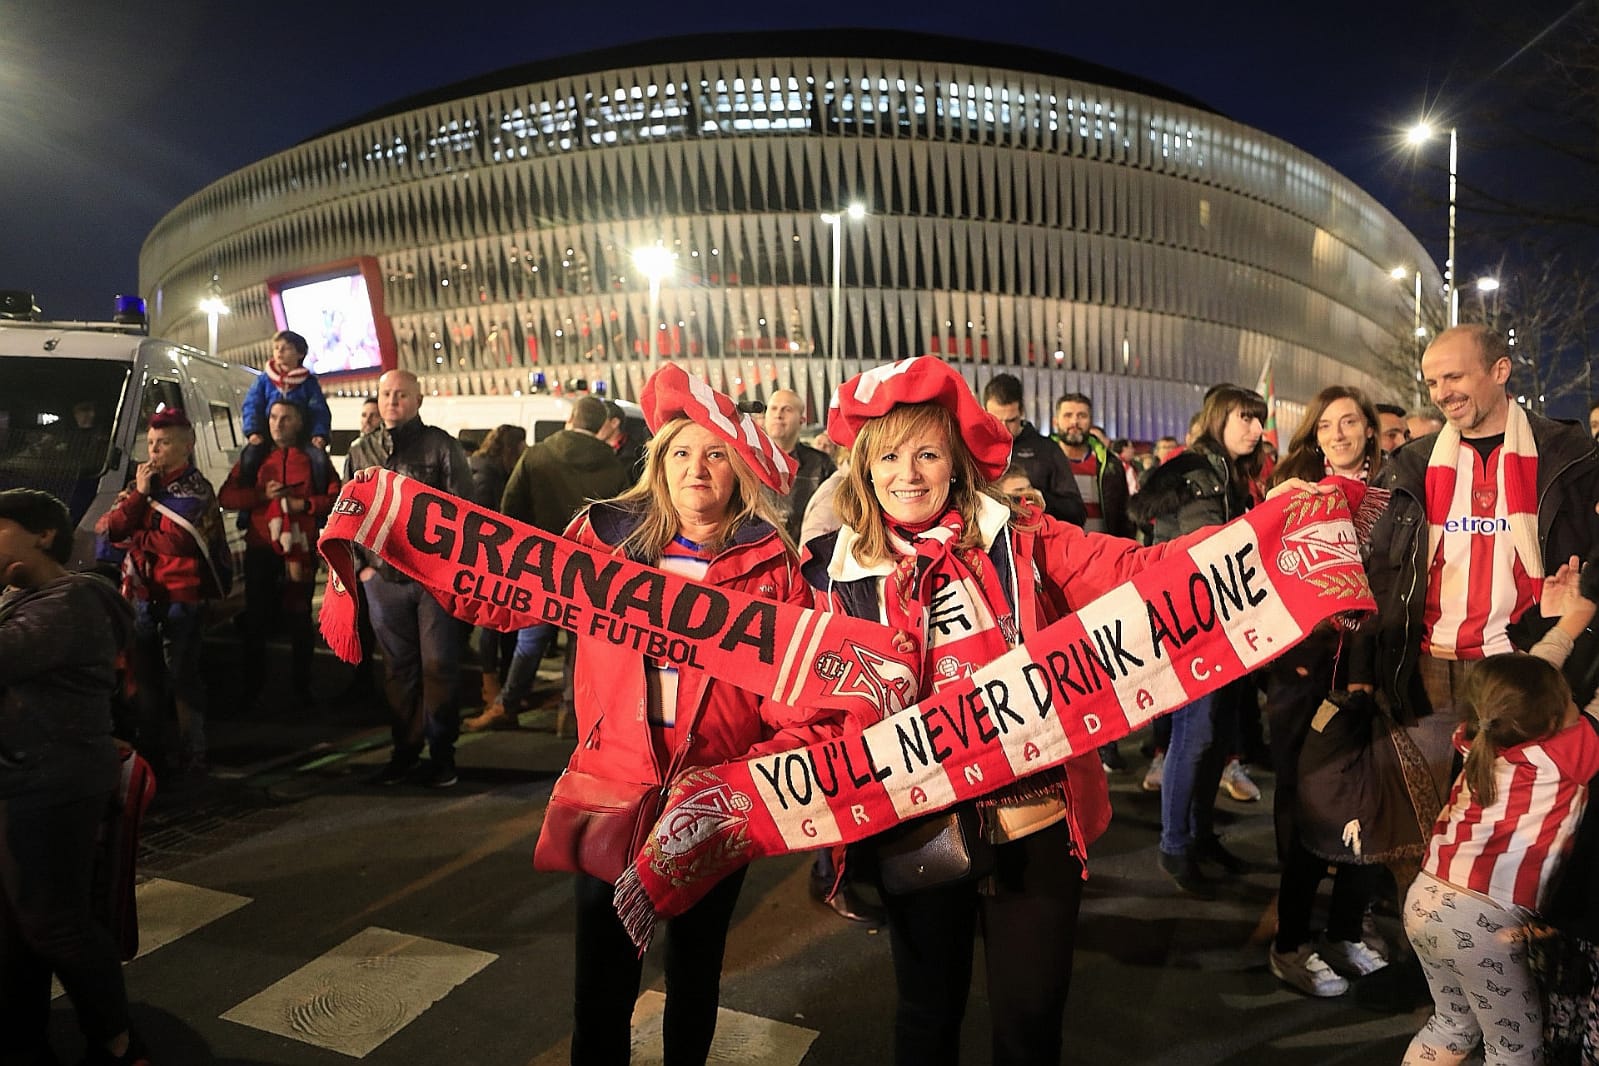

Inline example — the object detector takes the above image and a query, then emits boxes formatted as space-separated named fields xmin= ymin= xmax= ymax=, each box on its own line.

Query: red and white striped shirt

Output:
xmin=1068 ymin=451 xmax=1103 ymax=533
xmin=1420 ymin=443 xmax=1538 ymax=660
xmin=1425 ymin=710 xmax=1599 ymax=912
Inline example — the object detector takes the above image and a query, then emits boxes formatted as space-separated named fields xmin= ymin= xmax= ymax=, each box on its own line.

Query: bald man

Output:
xmin=346 ymin=369 xmax=474 ymax=788
xmin=763 ymin=389 xmax=835 ymax=545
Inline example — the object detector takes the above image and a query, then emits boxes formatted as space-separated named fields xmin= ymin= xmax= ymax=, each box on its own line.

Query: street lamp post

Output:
xmin=631 ymin=245 xmax=673 ymax=374
xmin=1406 ymin=122 xmax=1459 ymax=326
xmin=198 ymin=274 xmax=229 ymax=358
xmin=820 ymin=202 xmax=866 ymax=390
xmin=1392 ymin=266 xmax=1428 ymax=409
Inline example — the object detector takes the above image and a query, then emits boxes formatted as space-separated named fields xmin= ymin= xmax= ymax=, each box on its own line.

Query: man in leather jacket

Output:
xmin=346 ymin=370 xmax=474 ymax=787
xmin=1350 ymin=325 xmax=1599 ymax=809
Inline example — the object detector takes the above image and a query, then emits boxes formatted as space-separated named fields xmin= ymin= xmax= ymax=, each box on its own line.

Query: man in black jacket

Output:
xmin=346 ymin=370 xmax=474 ymax=788
xmin=982 ymin=374 xmax=1085 ymax=526
xmin=1352 ymin=325 xmax=1599 ymax=810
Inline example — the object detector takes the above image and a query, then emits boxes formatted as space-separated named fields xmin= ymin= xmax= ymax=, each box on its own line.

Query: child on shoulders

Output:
xmin=238 ymin=330 xmax=331 ymax=485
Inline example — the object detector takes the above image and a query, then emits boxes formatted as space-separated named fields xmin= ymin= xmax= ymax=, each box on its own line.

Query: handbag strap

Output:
xmin=149 ymin=498 xmax=226 ymax=596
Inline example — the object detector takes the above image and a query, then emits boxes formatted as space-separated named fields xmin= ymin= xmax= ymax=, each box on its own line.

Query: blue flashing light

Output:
xmin=531 ymin=371 xmax=547 ymax=392
xmin=593 ymin=379 xmax=607 ymax=397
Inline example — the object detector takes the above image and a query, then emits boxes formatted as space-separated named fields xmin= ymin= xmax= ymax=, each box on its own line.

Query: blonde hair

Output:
xmin=1459 ymin=652 xmax=1572 ymax=805
xmin=834 ymin=402 xmax=1009 ymax=566
xmin=609 ymin=417 xmax=792 ymax=561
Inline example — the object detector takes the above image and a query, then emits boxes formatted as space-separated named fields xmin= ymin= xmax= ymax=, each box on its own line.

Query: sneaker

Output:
xmin=462 ymin=702 xmax=520 ymax=733
xmin=1141 ymin=751 xmax=1165 ymax=792
xmin=1099 ymin=742 xmax=1128 ymax=773
xmin=1269 ymin=944 xmax=1350 ymax=997
xmin=1157 ymin=849 xmax=1216 ymax=900
xmin=365 ymin=756 xmax=420 ymax=786
xmin=1319 ymin=938 xmax=1389 ymax=978
xmin=1220 ymin=758 xmax=1261 ymax=802
xmin=423 ymin=759 xmax=458 ymax=789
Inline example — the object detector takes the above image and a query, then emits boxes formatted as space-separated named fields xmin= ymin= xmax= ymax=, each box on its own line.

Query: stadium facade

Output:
xmin=139 ymin=30 xmax=1440 ymax=439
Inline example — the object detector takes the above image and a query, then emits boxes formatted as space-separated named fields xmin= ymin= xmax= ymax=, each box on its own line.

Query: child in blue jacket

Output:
xmin=238 ymin=330 xmax=331 ymax=485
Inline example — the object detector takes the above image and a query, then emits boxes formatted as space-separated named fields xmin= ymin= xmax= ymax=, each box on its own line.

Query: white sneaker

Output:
xmin=1142 ymin=751 xmax=1165 ymax=792
xmin=1269 ymin=945 xmax=1349 ymax=997
xmin=1319 ymin=938 xmax=1389 ymax=978
xmin=1221 ymin=758 xmax=1261 ymax=802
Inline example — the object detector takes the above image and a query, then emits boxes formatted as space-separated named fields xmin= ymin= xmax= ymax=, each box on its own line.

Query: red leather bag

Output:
xmin=533 ymin=770 xmax=669 ymax=883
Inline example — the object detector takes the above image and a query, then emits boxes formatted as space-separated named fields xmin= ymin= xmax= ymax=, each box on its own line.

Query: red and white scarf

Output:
xmin=266 ymin=357 xmax=311 ymax=392
xmin=615 ymin=488 xmax=1376 ymax=945
xmin=885 ymin=511 xmax=1014 ymax=690
xmin=1422 ymin=402 xmax=1541 ymax=659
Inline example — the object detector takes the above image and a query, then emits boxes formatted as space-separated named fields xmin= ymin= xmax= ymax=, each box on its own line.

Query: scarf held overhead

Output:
xmin=316 ymin=470 xmax=920 ymax=721
xmin=612 ymin=488 xmax=1375 ymax=947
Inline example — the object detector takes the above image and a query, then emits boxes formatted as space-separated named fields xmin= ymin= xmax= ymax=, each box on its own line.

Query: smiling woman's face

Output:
xmin=868 ymin=423 xmax=953 ymax=526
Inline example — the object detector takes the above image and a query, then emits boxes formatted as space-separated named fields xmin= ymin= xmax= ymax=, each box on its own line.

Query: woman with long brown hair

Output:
xmin=1130 ymin=385 xmax=1267 ymax=899
xmin=1260 ymin=386 xmax=1393 ymax=996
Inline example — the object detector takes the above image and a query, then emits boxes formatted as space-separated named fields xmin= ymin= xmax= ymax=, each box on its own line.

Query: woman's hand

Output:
xmin=889 ymin=629 xmax=918 ymax=656
xmin=1541 ymin=556 xmax=1582 ymax=617
xmin=1265 ymin=477 xmax=1334 ymax=501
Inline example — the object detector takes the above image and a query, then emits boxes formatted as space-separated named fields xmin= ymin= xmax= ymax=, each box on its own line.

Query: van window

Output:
xmin=532 ymin=420 xmax=565 ymax=442
xmin=209 ymin=401 xmax=240 ymax=452
xmin=0 ymin=356 xmax=129 ymax=522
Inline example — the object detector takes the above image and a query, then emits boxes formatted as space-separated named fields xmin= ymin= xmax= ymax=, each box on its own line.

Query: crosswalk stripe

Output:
xmin=629 ymin=990 xmax=819 ymax=1065
xmin=54 ymin=878 xmax=251 ymax=1000
xmin=220 ymin=926 xmax=497 ymax=1059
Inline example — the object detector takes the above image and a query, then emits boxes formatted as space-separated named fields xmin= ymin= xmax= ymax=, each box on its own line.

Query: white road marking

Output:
xmin=220 ymin=926 xmax=496 ymax=1059
xmin=629 ymin=989 xmax=819 ymax=1065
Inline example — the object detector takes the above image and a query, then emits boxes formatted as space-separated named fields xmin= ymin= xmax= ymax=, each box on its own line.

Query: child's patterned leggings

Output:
xmin=1402 ymin=869 xmax=1543 ymax=1065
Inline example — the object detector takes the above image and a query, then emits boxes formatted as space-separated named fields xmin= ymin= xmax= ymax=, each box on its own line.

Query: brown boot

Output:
xmin=480 ymin=673 xmax=502 ymax=707
xmin=463 ymin=701 xmax=519 ymax=732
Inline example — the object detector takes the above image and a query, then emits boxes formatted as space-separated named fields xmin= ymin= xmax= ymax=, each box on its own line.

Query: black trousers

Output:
xmin=571 ymin=866 xmax=747 ymax=1066
xmin=881 ymin=820 xmax=1085 ymax=1066
xmin=0 ymin=792 xmax=129 ymax=1065
xmin=242 ymin=546 xmax=314 ymax=698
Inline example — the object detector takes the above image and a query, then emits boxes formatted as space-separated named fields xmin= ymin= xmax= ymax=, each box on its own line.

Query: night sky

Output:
xmin=0 ymin=0 xmax=1566 ymax=321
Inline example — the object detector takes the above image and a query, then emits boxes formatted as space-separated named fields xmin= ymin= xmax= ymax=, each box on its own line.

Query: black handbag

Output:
xmin=1296 ymin=690 xmax=1434 ymax=865
xmin=874 ymin=802 xmax=995 ymax=895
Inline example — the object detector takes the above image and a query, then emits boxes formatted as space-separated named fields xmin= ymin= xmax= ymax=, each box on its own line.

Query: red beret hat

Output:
xmin=147 ymin=408 xmax=192 ymax=431
xmin=640 ymin=365 xmax=798 ymax=495
xmin=827 ymin=357 xmax=1013 ymax=481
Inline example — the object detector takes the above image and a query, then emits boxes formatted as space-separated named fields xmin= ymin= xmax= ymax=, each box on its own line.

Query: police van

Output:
xmin=0 ymin=318 xmax=256 ymax=568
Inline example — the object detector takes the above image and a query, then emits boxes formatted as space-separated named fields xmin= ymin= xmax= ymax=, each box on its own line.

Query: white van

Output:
xmin=326 ymin=392 xmax=648 ymax=471
xmin=0 ymin=322 xmax=257 ymax=568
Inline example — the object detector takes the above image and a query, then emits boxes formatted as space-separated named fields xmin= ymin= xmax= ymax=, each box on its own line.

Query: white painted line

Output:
xmin=133 ymin=878 xmax=253 ymax=960
xmin=55 ymin=878 xmax=251 ymax=999
xmin=220 ymin=926 xmax=497 ymax=1059
xmin=629 ymin=989 xmax=819 ymax=1065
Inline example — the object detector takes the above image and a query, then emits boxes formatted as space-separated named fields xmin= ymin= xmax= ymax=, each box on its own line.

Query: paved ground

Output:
xmin=45 ymin=635 xmax=1431 ymax=1065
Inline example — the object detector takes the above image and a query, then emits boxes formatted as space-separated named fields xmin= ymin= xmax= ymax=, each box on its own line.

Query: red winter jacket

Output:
xmin=97 ymin=465 xmax=222 ymax=603
xmin=218 ymin=447 xmax=341 ymax=552
xmin=802 ymin=496 xmax=1206 ymax=862
xmin=561 ymin=501 xmax=847 ymax=789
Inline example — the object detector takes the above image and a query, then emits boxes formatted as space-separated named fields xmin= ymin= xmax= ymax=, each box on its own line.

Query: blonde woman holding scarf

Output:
xmin=802 ymin=356 xmax=1216 ymax=1066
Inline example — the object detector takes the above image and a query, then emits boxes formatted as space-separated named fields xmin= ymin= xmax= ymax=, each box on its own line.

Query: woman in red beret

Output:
xmin=544 ymin=365 xmax=848 ymax=1066
xmin=801 ymin=356 xmax=1204 ymax=1066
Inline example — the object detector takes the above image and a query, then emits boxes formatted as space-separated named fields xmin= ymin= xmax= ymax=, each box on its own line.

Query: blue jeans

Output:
xmin=363 ymin=577 xmax=462 ymax=761
xmin=499 ymin=623 xmax=557 ymax=709
xmin=1159 ymin=693 xmax=1215 ymax=857
xmin=132 ymin=598 xmax=206 ymax=763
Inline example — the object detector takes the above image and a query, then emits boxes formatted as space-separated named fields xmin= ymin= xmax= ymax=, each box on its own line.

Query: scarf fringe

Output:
xmin=613 ymin=865 xmax=658 ymax=954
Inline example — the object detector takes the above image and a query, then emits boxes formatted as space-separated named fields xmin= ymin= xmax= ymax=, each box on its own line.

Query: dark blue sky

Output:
xmin=0 ymin=0 xmax=1559 ymax=321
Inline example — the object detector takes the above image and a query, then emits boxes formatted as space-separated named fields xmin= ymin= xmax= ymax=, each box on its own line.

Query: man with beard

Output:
xmin=981 ymin=374 xmax=1085 ymax=526
xmin=1051 ymin=392 xmax=1133 ymax=538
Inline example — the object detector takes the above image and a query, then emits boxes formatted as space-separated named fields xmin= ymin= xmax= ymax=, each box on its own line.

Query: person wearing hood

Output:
xmin=0 ymin=489 xmax=149 ymax=1065
xmin=465 ymin=396 xmax=629 ymax=731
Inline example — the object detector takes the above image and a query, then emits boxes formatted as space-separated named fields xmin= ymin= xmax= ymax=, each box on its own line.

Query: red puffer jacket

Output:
xmin=218 ymin=446 xmax=341 ymax=551
xmin=97 ymin=465 xmax=221 ymax=603
xmin=562 ymin=501 xmax=847 ymax=787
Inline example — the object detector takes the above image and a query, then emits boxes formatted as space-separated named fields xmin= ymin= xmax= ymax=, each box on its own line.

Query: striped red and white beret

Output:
xmin=827 ymin=357 xmax=1013 ymax=481
xmin=640 ymin=365 xmax=798 ymax=495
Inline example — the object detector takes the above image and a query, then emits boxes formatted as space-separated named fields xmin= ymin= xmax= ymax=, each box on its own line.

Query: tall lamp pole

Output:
xmin=1407 ymin=122 xmax=1459 ymax=326
xmin=820 ymin=202 xmax=866 ymax=390
xmin=632 ymin=244 xmax=673 ymax=374
xmin=198 ymin=274 xmax=229 ymax=358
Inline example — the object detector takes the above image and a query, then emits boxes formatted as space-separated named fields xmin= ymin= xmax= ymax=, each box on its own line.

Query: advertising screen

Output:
xmin=268 ymin=258 xmax=396 ymax=377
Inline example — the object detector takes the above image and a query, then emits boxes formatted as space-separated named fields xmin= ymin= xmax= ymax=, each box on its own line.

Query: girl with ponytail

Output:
xmin=1402 ymin=556 xmax=1599 ymax=1066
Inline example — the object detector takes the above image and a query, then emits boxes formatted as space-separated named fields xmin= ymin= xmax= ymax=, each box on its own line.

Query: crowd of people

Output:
xmin=4 ymin=323 xmax=1599 ymax=1066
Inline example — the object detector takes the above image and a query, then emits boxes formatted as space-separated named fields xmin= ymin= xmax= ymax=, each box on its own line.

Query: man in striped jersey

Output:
xmin=1051 ymin=392 xmax=1134 ymax=539
xmin=1354 ymin=324 xmax=1599 ymax=811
